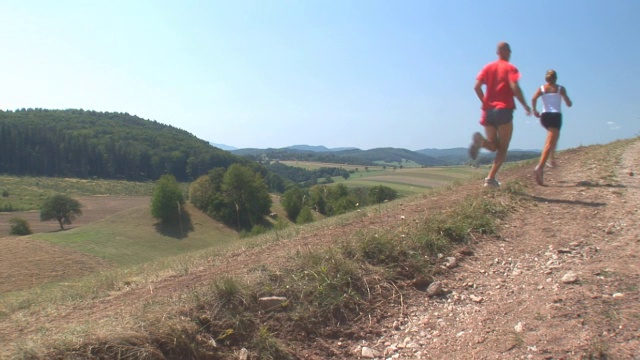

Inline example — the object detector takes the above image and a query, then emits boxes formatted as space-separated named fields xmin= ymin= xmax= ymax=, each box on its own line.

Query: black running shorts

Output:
xmin=540 ymin=112 xmax=562 ymax=130
xmin=481 ymin=108 xmax=514 ymax=127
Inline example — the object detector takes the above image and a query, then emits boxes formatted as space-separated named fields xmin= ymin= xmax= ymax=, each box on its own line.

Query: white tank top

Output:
xmin=541 ymin=85 xmax=562 ymax=113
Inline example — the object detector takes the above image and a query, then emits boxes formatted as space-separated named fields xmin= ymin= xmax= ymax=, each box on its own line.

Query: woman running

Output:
xmin=531 ymin=69 xmax=572 ymax=185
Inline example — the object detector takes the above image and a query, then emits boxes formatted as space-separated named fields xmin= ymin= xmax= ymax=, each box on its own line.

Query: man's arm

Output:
xmin=511 ymin=81 xmax=532 ymax=115
xmin=474 ymin=80 xmax=485 ymax=104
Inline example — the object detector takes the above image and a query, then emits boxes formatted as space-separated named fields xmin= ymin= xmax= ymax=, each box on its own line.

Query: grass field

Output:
xmin=0 ymin=163 xmax=482 ymax=293
xmin=0 ymin=175 xmax=158 ymax=211
xmin=31 ymin=203 xmax=239 ymax=267
xmin=281 ymin=161 xmax=487 ymax=196
xmin=279 ymin=160 xmax=387 ymax=172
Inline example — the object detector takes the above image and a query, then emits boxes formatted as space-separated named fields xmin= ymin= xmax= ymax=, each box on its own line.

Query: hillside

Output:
xmin=417 ymin=147 xmax=541 ymax=165
xmin=233 ymin=145 xmax=540 ymax=167
xmin=0 ymin=109 xmax=253 ymax=181
xmin=0 ymin=138 xmax=638 ymax=359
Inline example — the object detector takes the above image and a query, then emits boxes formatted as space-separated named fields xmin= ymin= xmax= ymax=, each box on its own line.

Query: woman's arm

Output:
xmin=560 ymin=87 xmax=573 ymax=107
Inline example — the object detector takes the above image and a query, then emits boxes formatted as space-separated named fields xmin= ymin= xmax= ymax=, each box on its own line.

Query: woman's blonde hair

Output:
xmin=545 ymin=69 xmax=558 ymax=84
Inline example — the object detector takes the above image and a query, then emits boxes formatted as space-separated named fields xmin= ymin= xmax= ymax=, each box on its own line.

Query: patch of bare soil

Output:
xmin=0 ymin=196 xmax=148 ymax=293
xmin=0 ymin=195 xmax=150 ymax=235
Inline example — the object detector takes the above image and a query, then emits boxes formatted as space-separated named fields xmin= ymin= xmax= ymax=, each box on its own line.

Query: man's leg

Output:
xmin=486 ymin=122 xmax=513 ymax=180
xmin=483 ymin=125 xmax=498 ymax=152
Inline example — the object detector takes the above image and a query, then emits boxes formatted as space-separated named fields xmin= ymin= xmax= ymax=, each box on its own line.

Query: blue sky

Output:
xmin=1 ymin=1 xmax=638 ymax=151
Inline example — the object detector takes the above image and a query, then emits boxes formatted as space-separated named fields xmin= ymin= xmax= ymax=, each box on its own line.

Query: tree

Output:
xmin=296 ymin=206 xmax=314 ymax=224
xmin=188 ymin=175 xmax=215 ymax=212
xmin=150 ymin=174 xmax=185 ymax=223
xmin=222 ymin=164 xmax=272 ymax=230
xmin=368 ymin=185 xmax=399 ymax=204
xmin=282 ymin=187 xmax=306 ymax=221
xmin=40 ymin=194 xmax=82 ymax=230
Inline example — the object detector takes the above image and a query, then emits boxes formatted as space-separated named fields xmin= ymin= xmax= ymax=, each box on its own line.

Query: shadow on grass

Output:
xmin=153 ymin=210 xmax=194 ymax=239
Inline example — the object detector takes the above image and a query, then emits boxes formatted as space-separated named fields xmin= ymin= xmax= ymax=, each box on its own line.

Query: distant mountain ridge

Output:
xmin=286 ymin=145 xmax=359 ymax=152
xmin=230 ymin=144 xmax=540 ymax=167
xmin=209 ymin=142 xmax=238 ymax=151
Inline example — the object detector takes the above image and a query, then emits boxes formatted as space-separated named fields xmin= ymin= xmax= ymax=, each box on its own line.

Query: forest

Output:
xmin=0 ymin=109 xmax=256 ymax=181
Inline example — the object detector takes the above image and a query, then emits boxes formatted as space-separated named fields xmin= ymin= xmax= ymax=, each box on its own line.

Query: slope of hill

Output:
xmin=335 ymin=147 xmax=445 ymax=166
xmin=1 ymin=138 xmax=638 ymax=359
xmin=0 ymin=109 xmax=253 ymax=181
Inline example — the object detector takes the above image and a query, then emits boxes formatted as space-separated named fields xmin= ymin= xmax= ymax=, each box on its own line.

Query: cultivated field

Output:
xmin=0 ymin=175 xmax=156 ymax=211
xmin=281 ymin=160 xmax=486 ymax=196
xmin=0 ymin=193 xmax=238 ymax=294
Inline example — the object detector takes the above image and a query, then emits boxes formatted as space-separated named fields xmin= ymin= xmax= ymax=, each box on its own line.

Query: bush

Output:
xmin=368 ymin=185 xmax=398 ymax=204
xmin=296 ymin=206 xmax=314 ymax=224
xmin=250 ymin=224 xmax=269 ymax=236
xmin=2 ymin=190 xmax=9 ymax=197
xmin=9 ymin=217 xmax=32 ymax=235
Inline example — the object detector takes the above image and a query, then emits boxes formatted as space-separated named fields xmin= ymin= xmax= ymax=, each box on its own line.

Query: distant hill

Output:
xmin=233 ymin=146 xmax=446 ymax=166
xmin=335 ymin=147 xmax=445 ymax=166
xmin=286 ymin=145 xmax=359 ymax=152
xmin=209 ymin=142 xmax=238 ymax=151
xmin=233 ymin=145 xmax=540 ymax=167
xmin=0 ymin=109 xmax=256 ymax=181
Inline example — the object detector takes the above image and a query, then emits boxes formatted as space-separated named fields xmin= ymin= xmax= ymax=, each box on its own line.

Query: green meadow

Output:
xmin=1 ymin=163 xmax=479 ymax=271
xmin=30 ymin=204 xmax=239 ymax=267
xmin=281 ymin=161 xmax=486 ymax=196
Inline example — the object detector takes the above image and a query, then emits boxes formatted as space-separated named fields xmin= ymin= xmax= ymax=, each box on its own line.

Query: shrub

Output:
xmin=250 ymin=224 xmax=269 ymax=236
xmin=9 ymin=217 xmax=32 ymax=235
xmin=2 ymin=190 xmax=9 ymax=197
xmin=296 ymin=206 xmax=314 ymax=224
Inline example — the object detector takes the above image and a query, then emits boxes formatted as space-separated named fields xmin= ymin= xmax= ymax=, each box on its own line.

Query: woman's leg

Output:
xmin=535 ymin=128 xmax=560 ymax=185
xmin=538 ymin=128 xmax=560 ymax=168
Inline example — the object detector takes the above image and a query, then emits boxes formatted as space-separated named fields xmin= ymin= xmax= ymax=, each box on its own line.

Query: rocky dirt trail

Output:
xmin=328 ymin=140 xmax=640 ymax=359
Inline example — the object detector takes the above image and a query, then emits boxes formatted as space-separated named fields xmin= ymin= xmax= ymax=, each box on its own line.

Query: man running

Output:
xmin=469 ymin=42 xmax=532 ymax=187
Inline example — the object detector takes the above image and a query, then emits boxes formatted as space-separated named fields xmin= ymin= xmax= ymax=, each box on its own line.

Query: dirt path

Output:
xmin=327 ymin=140 xmax=640 ymax=359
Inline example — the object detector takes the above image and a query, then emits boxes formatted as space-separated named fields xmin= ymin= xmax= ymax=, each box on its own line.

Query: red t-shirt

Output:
xmin=476 ymin=60 xmax=521 ymax=110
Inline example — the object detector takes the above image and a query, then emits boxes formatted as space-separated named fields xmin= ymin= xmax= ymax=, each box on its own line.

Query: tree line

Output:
xmin=281 ymin=184 xmax=398 ymax=224
xmin=265 ymin=162 xmax=350 ymax=186
xmin=0 ymin=109 xmax=255 ymax=181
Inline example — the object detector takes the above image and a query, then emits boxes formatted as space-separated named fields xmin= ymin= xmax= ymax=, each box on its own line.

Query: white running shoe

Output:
xmin=483 ymin=178 xmax=500 ymax=187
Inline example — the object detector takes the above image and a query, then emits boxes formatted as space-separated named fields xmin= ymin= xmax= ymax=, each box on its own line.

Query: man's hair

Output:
xmin=496 ymin=42 xmax=511 ymax=52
